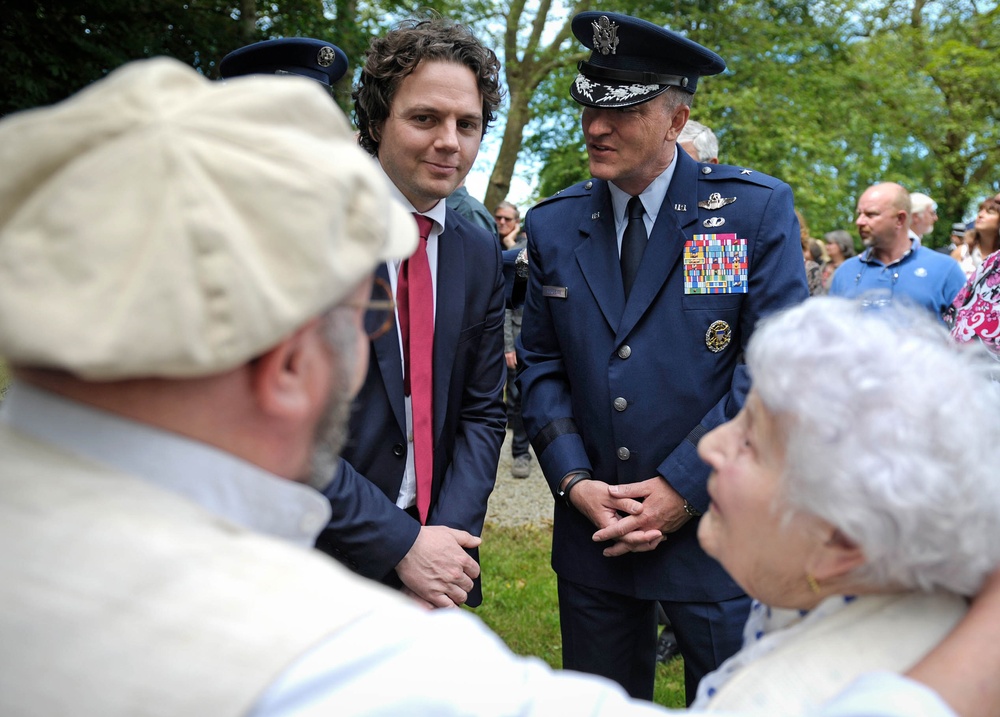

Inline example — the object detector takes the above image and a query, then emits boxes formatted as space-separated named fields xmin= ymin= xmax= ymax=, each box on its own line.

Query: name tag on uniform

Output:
xmin=543 ymin=285 xmax=568 ymax=299
xmin=683 ymin=234 xmax=748 ymax=295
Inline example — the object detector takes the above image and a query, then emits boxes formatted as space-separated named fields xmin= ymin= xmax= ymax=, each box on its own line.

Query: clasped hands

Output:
xmin=570 ymin=477 xmax=692 ymax=558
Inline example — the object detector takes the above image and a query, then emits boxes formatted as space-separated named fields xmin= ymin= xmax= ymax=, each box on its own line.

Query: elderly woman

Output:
xmin=691 ymin=296 xmax=1000 ymax=714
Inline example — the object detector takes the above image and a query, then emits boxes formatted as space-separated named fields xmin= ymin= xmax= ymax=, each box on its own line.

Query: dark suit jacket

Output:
xmin=517 ymin=150 xmax=808 ymax=603
xmin=316 ymin=208 xmax=507 ymax=607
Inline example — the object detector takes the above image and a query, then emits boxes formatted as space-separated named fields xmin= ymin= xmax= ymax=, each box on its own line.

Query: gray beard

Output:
xmin=305 ymin=387 xmax=351 ymax=492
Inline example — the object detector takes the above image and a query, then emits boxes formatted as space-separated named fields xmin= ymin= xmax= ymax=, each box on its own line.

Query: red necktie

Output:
xmin=397 ymin=213 xmax=435 ymax=524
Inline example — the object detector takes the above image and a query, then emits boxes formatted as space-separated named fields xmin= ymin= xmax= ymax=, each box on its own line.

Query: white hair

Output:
xmin=677 ymin=119 xmax=718 ymax=162
xmin=909 ymin=192 xmax=937 ymax=214
xmin=747 ymin=296 xmax=1000 ymax=596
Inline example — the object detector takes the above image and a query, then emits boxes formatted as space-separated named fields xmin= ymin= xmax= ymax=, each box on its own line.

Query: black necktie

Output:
xmin=621 ymin=195 xmax=647 ymax=298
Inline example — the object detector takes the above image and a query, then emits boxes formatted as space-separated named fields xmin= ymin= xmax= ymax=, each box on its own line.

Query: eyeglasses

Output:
xmin=494 ymin=215 xmax=517 ymax=223
xmin=342 ymin=277 xmax=396 ymax=340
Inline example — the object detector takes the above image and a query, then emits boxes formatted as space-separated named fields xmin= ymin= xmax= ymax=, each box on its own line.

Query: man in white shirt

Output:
xmin=0 ymin=55 xmax=999 ymax=717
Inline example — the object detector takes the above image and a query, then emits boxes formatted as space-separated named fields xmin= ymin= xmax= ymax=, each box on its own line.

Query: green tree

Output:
xmin=1 ymin=1 xmax=245 ymax=116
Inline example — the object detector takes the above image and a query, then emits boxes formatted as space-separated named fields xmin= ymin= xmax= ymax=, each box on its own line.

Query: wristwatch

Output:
xmin=683 ymin=500 xmax=702 ymax=518
xmin=557 ymin=471 xmax=591 ymax=506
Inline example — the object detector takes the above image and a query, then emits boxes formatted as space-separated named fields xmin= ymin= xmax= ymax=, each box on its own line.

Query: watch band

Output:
xmin=558 ymin=471 xmax=591 ymax=506
xmin=683 ymin=499 xmax=702 ymax=518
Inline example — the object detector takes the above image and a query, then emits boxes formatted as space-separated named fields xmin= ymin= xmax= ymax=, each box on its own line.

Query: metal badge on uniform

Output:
xmin=543 ymin=285 xmax=569 ymax=299
xmin=592 ymin=16 xmax=620 ymax=55
xmin=705 ymin=320 xmax=731 ymax=353
xmin=317 ymin=46 xmax=336 ymax=67
xmin=697 ymin=193 xmax=737 ymax=211
xmin=703 ymin=216 xmax=725 ymax=228
xmin=683 ymin=233 xmax=748 ymax=295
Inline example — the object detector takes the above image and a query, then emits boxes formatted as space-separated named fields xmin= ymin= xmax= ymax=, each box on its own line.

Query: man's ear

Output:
xmin=249 ymin=319 xmax=324 ymax=421
xmin=808 ymin=527 xmax=867 ymax=583
xmin=667 ymin=104 xmax=691 ymax=142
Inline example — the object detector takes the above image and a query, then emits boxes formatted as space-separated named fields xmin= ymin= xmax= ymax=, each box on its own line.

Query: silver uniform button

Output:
xmin=617 ymin=447 xmax=631 ymax=461
xmin=585 ymin=181 xmax=593 ymax=189
xmin=701 ymin=166 xmax=712 ymax=175
xmin=617 ymin=345 xmax=632 ymax=359
xmin=613 ymin=397 xmax=628 ymax=412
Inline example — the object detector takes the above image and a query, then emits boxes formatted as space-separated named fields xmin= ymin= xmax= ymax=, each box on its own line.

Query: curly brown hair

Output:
xmin=353 ymin=18 xmax=503 ymax=157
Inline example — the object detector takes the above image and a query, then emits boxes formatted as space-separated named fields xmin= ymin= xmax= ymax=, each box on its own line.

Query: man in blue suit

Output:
xmin=518 ymin=12 xmax=808 ymax=703
xmin=313 ymin=19 xmax=507 ymax=609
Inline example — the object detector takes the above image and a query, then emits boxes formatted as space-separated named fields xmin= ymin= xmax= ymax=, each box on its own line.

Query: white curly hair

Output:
xmin=747 ymin=296 xmax=1000 ymax=596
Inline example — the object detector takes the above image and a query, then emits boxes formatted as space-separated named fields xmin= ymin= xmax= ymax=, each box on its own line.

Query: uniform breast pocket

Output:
xmin=681 ymin=293 xmax=744 ymax=312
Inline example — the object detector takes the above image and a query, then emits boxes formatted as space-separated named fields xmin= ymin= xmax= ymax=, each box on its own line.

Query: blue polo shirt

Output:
xmin=829 ymin=241 xmax=966 ymax=323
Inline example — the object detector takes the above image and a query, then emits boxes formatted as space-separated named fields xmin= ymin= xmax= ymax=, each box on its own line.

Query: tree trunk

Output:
xmin=485 ymin=87 xmax=531 ymax=211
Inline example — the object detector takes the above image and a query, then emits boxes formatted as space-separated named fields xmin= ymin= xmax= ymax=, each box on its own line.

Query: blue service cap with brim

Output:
xmin=220 ymin=37 xmax=348 ymax=87
xmin=570 ymin=12 xmax=725 ymax=108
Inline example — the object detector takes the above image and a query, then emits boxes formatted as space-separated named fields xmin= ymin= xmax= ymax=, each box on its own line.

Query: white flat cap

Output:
xmin=0 ymin=57 xmax=416 ymax=379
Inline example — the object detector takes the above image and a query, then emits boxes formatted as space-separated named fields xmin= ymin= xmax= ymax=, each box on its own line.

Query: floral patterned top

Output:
xmin=948 ymin=249 xmax=1000 ymax=359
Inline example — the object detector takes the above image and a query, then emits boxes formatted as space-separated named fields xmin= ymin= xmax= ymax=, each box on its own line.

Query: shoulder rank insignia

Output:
xmin=698 ymin=193 xmax=737 ymax=211
xmin=592 ymin=16 xmax=620 ymax=55
xmin=741 ymin=169 xmax=753 ymax=175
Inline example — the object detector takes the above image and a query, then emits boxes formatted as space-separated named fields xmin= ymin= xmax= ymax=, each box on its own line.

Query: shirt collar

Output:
xmin=608 ymin=147 xmax=679 ymax=230
xmin=0 ymin=382 xmax=331 ymax=547
xmin=859 ymin=237 xmax=917 ymax=268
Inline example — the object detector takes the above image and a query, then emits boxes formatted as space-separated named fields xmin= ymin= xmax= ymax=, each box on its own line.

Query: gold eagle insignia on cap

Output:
xmin=705 ymin=320 xmax=731 ymax=353
xmin=592 ymin=16 xmax=620 ymax=55
xmin=317 ymin=46 xmax=336 ymax=67
xmin=698 ymin=193 xmax=737 ymax=211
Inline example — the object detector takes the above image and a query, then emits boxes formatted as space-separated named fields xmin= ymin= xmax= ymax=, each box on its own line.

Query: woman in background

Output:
xmin=952 ymin=197 xmax=999 ymax=277
xmin=820 ymin=230 xmax=856 ymax=292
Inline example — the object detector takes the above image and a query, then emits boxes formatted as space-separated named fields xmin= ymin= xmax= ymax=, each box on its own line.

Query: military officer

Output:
xmin=517 ymin=11 xmax=809 ymax=704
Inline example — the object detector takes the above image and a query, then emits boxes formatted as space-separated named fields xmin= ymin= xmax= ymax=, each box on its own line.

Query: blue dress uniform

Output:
xmin=517 ymin=11 xmax=809 ymax=703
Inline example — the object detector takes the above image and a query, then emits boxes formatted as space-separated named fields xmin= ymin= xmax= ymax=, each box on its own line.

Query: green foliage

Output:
xmin=475 ymin=522 xmax=686 ymax=709
xmin=1 ymin=1 xmax=247 ymax=116
xmin=0 ymin=359 xmax=8 ymax=401
xmin=522 ymin=0 xmax=999 ymax=240
xmin=4 ymin=0 xmax=997 ymax=241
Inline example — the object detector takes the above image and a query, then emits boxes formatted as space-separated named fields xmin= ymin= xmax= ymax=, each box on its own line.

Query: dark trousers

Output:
xmin=557 ymin=576 xmax=750 ymax=703
xmin=506 ymin=364 xmax=529 ymax=457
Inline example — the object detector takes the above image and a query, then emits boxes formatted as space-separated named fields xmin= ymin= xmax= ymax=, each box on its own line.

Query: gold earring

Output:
xmin=806 ymin=573 xmax=821 ymax=594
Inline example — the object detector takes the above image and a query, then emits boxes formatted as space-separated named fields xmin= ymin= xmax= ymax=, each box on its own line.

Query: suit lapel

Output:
xmin=372 ymin=262 xmax=406 ymax=433
xmin=433 ymin=216 xmax=464 ymax=443
xmin=615 ymin=152 xmax=701 ymax=342
xmin=575 ymin=185 xmax=626 ymax=332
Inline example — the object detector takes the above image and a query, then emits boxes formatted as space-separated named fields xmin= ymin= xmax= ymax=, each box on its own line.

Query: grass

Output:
xmin=473 ymin=521 xmax=687 ymax=709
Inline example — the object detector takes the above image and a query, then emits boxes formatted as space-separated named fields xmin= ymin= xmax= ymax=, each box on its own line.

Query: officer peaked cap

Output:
xmin=570 ymin=12 xmax=725 ymax=108
xmin=220 ymin=37 xmax=349 ymax=87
